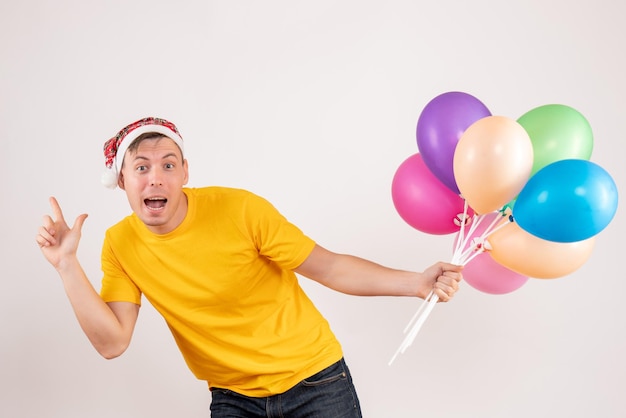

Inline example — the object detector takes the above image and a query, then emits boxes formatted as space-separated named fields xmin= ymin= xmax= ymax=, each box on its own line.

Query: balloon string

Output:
xmin=453 ymin=216 xmax=481 ymax=262
xmin=481 ymin=216 xmax=511 ymax=242
xmin=459 ymin=246 xmax=485 ymax=265
xmin=456 ymin=211 xmax=511 ymax=264
xmin=402 ymin=290 xmax=434 ymax=333
xmin=389 ymin=292 xmax=439 ymax=365
xmin=483 ymin=211 xmax=504 ymax=236
xmin=453 ymin=200 xmax=471 ymax=256
xmin=457 ymin=242 xmax=479 ymax=265
xmin=402 ymin=294 xmax=439 ymax=350
xmin=453 ymin=201 xmax=476 ymax=262
xmin=453 ymin=211 xmax=486 ymax=262
xmin=389 ymin=206 xmax=513 ymax=365
xmin=390 ymin=202 xmax=473 ymax=366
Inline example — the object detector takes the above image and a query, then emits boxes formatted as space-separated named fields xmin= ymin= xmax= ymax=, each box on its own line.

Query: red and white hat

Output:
xmin=101 ymin=117 xmax=184 ymax=189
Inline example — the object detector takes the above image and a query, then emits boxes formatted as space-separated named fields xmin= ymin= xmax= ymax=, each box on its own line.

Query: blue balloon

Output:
xmin=513 ymin=159 xmax=618 ymax=242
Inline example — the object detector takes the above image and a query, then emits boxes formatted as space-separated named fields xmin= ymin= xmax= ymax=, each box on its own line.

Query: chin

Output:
xmin=137 ymin=209 xmax=166 ymax=224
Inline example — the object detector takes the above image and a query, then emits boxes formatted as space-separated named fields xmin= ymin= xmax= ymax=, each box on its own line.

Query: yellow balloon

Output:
xmin=486 ymin=222 xmax=595 ymax=279
xmin=453 ymin=116 xmax=533 ymax=214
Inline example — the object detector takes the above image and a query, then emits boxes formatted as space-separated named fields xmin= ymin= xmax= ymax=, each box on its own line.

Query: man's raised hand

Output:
xmin=36 ymin=197 xmax=88 ymax=270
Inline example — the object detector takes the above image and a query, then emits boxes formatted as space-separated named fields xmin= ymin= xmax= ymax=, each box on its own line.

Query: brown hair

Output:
xmin=122 ymin=132 xmax=184 ymax=167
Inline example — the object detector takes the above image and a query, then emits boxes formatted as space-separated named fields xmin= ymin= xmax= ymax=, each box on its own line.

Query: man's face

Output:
xmin=118 ymin=137 xmax=189 ymax=234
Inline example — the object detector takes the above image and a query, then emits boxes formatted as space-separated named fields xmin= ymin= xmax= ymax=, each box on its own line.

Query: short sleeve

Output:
xmin=99 ymin=233 xmax=142 ymax=305
xmin=244 ymin=193 xmax=316 ymax=271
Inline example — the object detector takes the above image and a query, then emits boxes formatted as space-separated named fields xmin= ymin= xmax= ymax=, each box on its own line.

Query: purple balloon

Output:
xmin=416 ymin=91 xmax=491 ymax=194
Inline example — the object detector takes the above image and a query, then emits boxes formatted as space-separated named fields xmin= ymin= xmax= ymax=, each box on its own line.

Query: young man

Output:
xmin=36 ymin=117 xmax=462 ymax=417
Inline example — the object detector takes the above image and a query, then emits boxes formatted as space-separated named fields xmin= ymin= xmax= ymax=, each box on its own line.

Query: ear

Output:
xmin=117 ymin=172 xmax=126 ymax=190
xmin=182 ymin=159 xmax=189 ymax=185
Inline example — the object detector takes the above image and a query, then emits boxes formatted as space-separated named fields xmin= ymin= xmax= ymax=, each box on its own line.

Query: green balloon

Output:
xmin=517 ymin=104 xmax=593 ymax=176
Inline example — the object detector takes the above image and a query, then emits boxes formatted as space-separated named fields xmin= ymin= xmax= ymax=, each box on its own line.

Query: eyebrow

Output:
xmin=132 ymin=152 xmax=180 ymax=161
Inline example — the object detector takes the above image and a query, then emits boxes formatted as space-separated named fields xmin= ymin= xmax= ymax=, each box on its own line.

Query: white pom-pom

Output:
xmin=101 ymin=168 xmax=118 ymax=189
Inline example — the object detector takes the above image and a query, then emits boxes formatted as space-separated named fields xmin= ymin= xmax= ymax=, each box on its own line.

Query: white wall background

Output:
xmin=2 ymin=1 xmax=624 ymax=417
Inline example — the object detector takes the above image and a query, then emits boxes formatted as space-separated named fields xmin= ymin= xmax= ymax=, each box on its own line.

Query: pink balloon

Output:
xmin=392 ymin=153 xmax=472 ymax=235
xmin=462 ymin=252 xmax=529 ymax=295
xmin=453 ymin=212 xmax=528 ymax=294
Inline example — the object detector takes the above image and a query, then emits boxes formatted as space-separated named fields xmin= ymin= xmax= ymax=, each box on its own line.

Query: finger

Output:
xmin=41 ymin=214 xmax=55 ymax=232
xmin=434 ymin=281 xmax=458 ymax=302
xmin=49 ymin=196 xmax=66 ymax=223
xmin=72 ymin=213 xmax=89 ymax=232
xmin=442 ymin=270 xmax=463 ymax=283
xmin=38 ymin=224 xmax=55 ymax=240
xmin=36 ymin=226 xmax=56 ymax=246
xmin=436 ymin=277 xmax=459 ymax=294
xmin=433 ymin=287 xmax=452 ymax=302
xmin=440 ymin=262 xmax=464 ymax=273
xmin=40 ymin=215 xmax=57 ymax=244
xmin=436 ymin=273 xmax=461 ymax=295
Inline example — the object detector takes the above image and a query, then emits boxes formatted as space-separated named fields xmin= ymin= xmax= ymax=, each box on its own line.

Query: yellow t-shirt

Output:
xmin=100 ymin=187 xmax=343 ymax=396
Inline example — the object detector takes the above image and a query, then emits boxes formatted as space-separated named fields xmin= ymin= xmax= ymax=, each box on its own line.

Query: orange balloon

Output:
xmin=486 ymin=222 xmax=595 ymax=279
xmin=453 ymin=116 xmax=533 ymax=214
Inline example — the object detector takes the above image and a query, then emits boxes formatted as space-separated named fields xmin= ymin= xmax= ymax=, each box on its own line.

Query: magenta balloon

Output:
xmin=416 ymin=91 xmax=491 ymax=194
xmin=392 ymin=153 xmax=472 ymax=235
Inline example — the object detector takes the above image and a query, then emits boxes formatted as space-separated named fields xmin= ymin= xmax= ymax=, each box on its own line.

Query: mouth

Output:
xmin=144 ymin=197 xmax=167 ymax=211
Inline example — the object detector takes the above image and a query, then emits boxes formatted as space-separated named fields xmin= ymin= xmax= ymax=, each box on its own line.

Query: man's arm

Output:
xmin=36 ymin=197 xmax=138 ymax=359
xmin=294 ymin=244 xmax=462 ymax=301
xmin=58 ymin=256 xmax=139 ymax=359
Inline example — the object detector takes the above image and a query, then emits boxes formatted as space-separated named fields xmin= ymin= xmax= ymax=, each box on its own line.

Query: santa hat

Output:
xmin=101 ymin=117 xmax=184 ymax=189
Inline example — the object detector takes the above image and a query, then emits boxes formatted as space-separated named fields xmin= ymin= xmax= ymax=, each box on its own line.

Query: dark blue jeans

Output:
xmin=209 ymin=358 xmax=362 ymax=417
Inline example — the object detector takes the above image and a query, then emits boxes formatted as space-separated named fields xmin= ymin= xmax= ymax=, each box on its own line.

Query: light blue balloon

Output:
xmin=513 ymin=159 xmax=618 ymax=243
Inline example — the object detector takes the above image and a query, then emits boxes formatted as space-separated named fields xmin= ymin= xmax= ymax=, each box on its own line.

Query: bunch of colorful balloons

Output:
xmin=392 ymin=91 xmax=618 ymax=295
xmin=388 ymin=91 xmax=618 ymax=364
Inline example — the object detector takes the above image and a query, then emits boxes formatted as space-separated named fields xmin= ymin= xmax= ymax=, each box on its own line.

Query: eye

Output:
xmin=136 ymin=165 xmax=147 ymax=172
xmin=165 ymin=163 xmax=175 ymax=169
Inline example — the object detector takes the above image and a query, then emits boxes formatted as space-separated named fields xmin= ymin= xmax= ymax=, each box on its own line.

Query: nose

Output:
xmin=149 ymin=168 xmax=163 ymax=186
